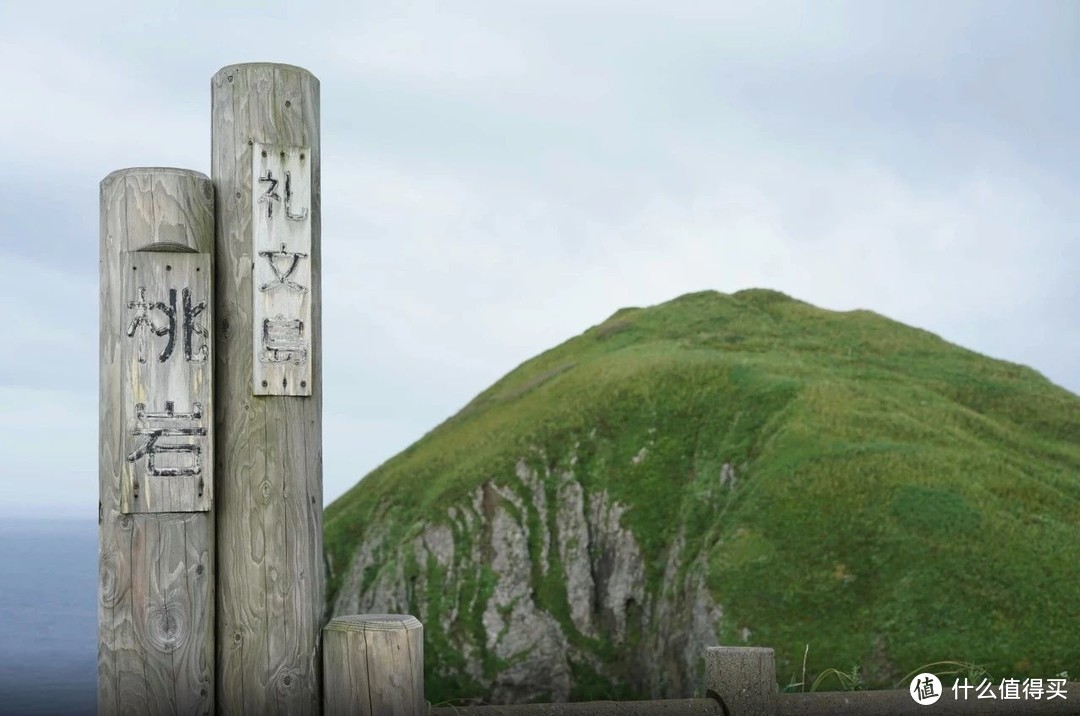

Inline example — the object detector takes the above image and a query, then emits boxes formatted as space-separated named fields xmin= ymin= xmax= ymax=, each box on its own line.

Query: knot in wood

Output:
xmin=146 ymin=601 xmax=187 ymax=654
xmin=99 ymin=561 xmax=120 ymax=607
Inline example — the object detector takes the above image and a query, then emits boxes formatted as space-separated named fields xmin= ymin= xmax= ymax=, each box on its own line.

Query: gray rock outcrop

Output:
xmin=330 ymin=453 xmax=729 ymax=703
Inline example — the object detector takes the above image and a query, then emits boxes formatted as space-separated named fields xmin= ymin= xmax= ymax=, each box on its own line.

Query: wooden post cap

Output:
xmin=323 ymin=614 xmax=425 ymax=716
xmin=705 ymin=646 xmax=778 ymax=716
xmin=325 ymin=614 xmax=423 ymax=632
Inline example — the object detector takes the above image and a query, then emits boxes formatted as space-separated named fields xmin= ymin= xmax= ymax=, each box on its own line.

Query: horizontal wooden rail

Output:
xmin=707 ymin=645 xmax=1078 ymax=715
xmin=778 ymin=684 xmax=1080 ymax=715
xmin=428 ymin=687 xmax=1080 ymax=716
xmin=430 ymin=699 xmax=723 ymax=715
xmin=318 ymin=627 xmax=1077 ymax=716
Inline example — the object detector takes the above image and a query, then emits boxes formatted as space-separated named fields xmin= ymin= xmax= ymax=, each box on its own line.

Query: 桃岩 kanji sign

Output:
xmin=120 ymin=251 xmax=212 ymax=512
xmin=252 ymin=143 xmax=312 ymax=396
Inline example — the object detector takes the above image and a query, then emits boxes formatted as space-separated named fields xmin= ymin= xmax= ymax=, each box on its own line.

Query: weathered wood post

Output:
xmin=705 ymin=646 xmax=777 ymax=716
xmin=211 ymin=63 xmax=324 ymax=714
xmin=99 ymin=167 xmax=216 ymax=714
xmin=322 ymin=615 xmax=425 ymax=716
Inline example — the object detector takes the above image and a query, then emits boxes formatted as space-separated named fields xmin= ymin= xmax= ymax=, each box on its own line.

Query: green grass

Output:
xmin=324 ymin=288 xmax=1080 ymax=703
xmin=780 ymin=642 xmax=997 ymax=693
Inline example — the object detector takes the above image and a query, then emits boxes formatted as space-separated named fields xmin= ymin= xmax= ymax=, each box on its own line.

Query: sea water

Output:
xmin=0 ymin=518 xmax=97 ymax=715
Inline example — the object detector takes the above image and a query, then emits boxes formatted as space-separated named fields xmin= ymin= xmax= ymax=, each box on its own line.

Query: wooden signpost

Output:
xmin=99 ymin=168 xmax=215 ymax=714
xmin=100 ymin=63 xmax=325 ymax=716
xmin=212 ymin=63 xmax=324 ymax=715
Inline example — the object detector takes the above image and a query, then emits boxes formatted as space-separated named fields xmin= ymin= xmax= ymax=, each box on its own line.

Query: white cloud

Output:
xmin=0 ymin=0 xmax=1075 ymax=515
xmin=329 ymin=9 xmax=527 ymax=83
xmin=0 ymin=255 xmax=96 ymax=389
xmin=323 ymin=412 xmax=432 ymax=501
xmin=0 ymin=35 xmax=205 ymax=180
xmin=320 ymin=140 xmax=1075 ymax=376
xmin=0 ymin=385 xmax=97 ymax=519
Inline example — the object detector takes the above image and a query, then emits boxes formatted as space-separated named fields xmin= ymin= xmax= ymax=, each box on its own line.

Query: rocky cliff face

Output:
xmin=330 ymin=450 xmax=729 ymax=704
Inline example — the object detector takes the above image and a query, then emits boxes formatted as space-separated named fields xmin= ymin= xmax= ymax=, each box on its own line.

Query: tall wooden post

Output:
xmin=211 ymin=63 xmax=324 ymax=714
xmin=99 ymin=167 xmax=216 ymax=715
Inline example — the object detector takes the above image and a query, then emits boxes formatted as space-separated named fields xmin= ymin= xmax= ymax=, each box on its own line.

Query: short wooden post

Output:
xmin=211 ymin=63 xmax=324 ymax=714
xmin=705 ymin=646 xmax=777 ymax=716
xmin=99 ymin=167 xmax=215 ymax=714
xmin=323 ymin=615 xmax=425 ymax=716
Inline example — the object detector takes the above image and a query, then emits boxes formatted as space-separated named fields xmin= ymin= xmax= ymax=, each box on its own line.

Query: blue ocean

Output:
xmin=0 ymin=518 xmax=97 ymax=715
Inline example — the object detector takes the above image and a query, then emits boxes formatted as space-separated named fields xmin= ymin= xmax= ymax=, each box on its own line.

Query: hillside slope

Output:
xmin=324 ymin=289 xmax=1080 ymax=704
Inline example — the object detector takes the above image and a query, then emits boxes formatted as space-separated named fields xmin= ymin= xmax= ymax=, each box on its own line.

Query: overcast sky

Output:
xmin=1 ymin=1 xmax=1076 ymax=519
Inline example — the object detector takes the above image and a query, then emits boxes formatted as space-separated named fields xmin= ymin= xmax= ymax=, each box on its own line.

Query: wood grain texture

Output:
xmin=120 ymin=251 xmax=212 ymax=513
xmin=323 ymin=615 xmax=425 ymax=716
xmin=212 ymin=63 xmax=324 ymax=716
xmin=100 ymin=168 xmax=215 ymax=715
xmin=251 ymin=142 xmax=313 ymax=396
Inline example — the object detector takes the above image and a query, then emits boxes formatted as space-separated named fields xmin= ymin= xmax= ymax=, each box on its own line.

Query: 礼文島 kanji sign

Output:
xmin=252 ymin=143 xmax=312 ymax=396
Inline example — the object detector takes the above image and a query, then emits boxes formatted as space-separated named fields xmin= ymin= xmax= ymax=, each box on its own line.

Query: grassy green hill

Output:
xmin=324 ymin=289 xmax=1080 ymax=702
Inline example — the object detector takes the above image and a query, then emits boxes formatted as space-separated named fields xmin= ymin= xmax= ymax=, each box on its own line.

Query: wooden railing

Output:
xmin=323 ymin=615 xmax=1078 ymax=715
